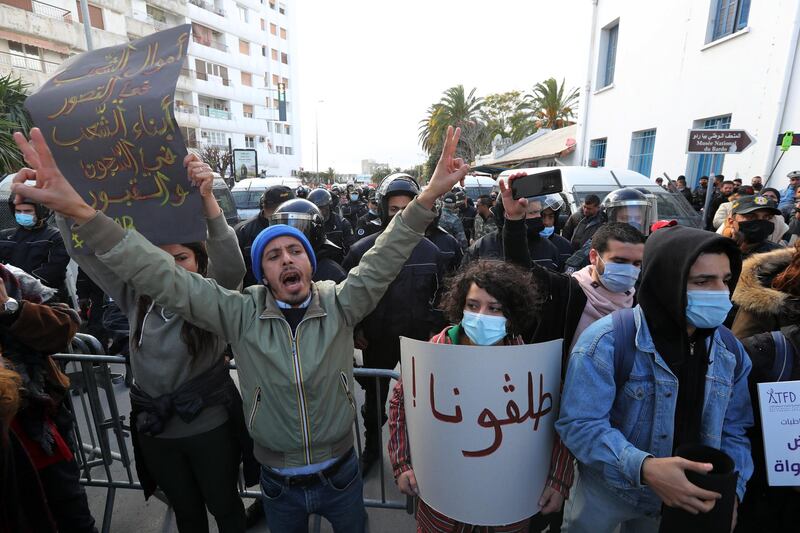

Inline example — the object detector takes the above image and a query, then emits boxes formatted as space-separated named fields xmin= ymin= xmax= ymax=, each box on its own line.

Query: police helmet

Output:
xmin=295 ymin=185 xmax=309 ymax=199
xmin=307 ymin=188 xmax=333 ymax=221
xmin=602 ymin=188 xmax=654 ymax=236
xmin=376 ymin=173 xmax=420 ymax=226
xmin=7 ymin=192 xmax=51 ymax=223
xmin=270 ymin=199 xmax=326 ymax=249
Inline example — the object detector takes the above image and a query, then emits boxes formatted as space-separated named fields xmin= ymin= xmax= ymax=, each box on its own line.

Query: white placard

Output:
xmin=757 ymin=381 xmax=800 ymax=486
xmin=400 ymin=336 xmax=562 ymax=526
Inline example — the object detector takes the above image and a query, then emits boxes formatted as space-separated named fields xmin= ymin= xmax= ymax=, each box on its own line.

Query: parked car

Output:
xmin=496 ymin=166 xmax=703 ymax=229
xmin=212 ymin=176 xmax=239 ymax=226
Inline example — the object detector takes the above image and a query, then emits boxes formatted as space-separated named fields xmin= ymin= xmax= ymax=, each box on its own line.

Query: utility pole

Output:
xmin=78 ymin=0 xmax=94 ymax=50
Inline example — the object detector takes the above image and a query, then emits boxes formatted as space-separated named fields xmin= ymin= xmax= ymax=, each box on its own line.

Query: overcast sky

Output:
xmin=295 ymin=0 xmax=592 ymax=174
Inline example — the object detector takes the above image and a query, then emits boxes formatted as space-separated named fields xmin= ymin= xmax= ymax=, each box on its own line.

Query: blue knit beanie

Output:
xmin=250 ymin=224 xmax=317 ymax=283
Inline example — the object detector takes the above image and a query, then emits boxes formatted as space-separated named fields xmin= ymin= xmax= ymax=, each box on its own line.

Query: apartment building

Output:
xmin=0 ymin=0 xmax=300 ymax=176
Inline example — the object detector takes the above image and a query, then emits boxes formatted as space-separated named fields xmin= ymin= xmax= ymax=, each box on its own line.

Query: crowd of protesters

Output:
xmin=1 ymin=122 xmax=800 ymax=533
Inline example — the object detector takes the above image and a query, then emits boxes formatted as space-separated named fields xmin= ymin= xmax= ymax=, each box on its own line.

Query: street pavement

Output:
xmin=69 ymin=354 xmax=417 ymax=533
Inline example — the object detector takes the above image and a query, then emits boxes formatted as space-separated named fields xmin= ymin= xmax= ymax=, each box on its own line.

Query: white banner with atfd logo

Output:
xmin=757 ymin=381 xmax=800 ymax=486
xmin=399 ymin=337 xmax=562 ymax=526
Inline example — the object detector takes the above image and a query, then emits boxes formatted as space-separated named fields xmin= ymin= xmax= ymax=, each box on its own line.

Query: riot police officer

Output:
xmin=307 ymin=188 xmax=354 ymax=262
xmin=342 ymin=173 xmax=444 ymax=475
xmin=270 ymin=199 xmax=346 ymax=283
xmin=439 ymin=192 xmax=468 ymax=249
xmin=295 ymin=185 xmax=309 ymax=199
xmin=354 ymin=189 xmax=382 ymax=241
xmin=341 ymin=187 xmax=367 ymax=228
xmin=426 ymin=200 xmax=463 ymax=273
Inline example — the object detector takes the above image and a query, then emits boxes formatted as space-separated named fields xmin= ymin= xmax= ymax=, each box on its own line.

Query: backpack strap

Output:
xmin=715 ymin=326 xmax=740 ymax=358
xmin=770 ymin=330 xmax=795 ymax=381
xmin=611 ymin=308 xmax=637 ymax=389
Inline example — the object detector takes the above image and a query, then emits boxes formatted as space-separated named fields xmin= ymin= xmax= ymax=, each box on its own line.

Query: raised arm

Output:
xmin=334 ymin=126 xmax=470 ymax=326
xmin=11 ymin=129 xmax=253 ymax=345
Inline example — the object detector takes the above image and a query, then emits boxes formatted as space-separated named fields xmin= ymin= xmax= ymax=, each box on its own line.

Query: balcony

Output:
xmin=195 ymin=70 xmax=230 ymax=86
xmin=199 ymin=107 xmax=231 ymax=120
xmin=0 ymin=49 xmax=61 ymax=74
xmin=192 ymin=35 xmax=227 ymax=52
xmin=175 ymin=103 xmax=198 ymax=114
xmin=1 ymin=0 xmax=74 ymax=21
xmin=188 ymin=0 xmax=225 ymax=17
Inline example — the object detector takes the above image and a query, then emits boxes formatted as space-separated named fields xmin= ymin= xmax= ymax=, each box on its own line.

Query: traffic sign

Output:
xmin=686 ymin=129 xmax=755 ymax=154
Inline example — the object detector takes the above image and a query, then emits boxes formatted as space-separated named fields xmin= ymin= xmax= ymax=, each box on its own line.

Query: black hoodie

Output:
xmin=638 ymin=225 xmax=742 ymax=449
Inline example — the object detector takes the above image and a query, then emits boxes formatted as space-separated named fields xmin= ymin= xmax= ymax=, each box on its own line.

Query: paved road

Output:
xmin=67 ymin=358 xmax=416 ymax=533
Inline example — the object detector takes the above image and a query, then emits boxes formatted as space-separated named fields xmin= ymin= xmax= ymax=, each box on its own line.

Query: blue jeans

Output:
xmin=562 ymin=469 xmax=660 ymax=533
xmin=260 ymin=451 xmax=367 ymax=533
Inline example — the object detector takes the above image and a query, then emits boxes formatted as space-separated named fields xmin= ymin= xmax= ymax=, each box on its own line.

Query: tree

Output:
xmin=0 ymin=75 xmax=33 ymax=174
xmin=419 ymin=85 xmax=485 ymax=164
xmin=523 ymin=78 xmax=579 ymax=130
xmin=324 ymin=167 xmax=336 ymax=182
xmin=371 ymin=166 xmax=396 ymax=185
xmin=198 ymin=144 xmax=232 ymax=178
xmin=481 ymin=90 xmax=535 ymax=143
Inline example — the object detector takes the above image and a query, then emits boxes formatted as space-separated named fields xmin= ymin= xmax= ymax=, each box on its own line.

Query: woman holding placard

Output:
xmin=388 ymin=260 xmax=565 ymax=532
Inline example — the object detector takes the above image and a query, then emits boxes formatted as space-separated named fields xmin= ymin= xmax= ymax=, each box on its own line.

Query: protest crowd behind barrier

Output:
xmin=2 ymin=22 xmax=800 ymax=533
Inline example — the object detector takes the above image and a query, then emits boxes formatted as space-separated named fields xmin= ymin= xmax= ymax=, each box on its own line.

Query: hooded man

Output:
xmin=0 ymin=195 xmax=69 ymax=298
xmin=557 ymin=226 xmax=753 ymax=533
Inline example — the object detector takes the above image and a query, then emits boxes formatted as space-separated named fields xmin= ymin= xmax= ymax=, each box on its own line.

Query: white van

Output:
xmin=496 ymin=166 xmax=702 ymax=229
xmin=231 ymin=177 xmax=299 ymax=220
xmin=461 ymin=174 xmax=495 ymax=201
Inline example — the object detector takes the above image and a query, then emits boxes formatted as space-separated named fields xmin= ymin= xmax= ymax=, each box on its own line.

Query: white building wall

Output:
xmin=579 ymin=0 xmax=800 ymax=191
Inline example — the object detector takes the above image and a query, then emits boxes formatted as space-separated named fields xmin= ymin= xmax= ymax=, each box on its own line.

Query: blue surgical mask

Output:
xmin=598 ymin=257 xmax=640 ymax=293
xmin=15 ymin=213 xmax=35 ymax=228
xmin=461 ymin=310 xmax=507 ymax=346
xmin=350 ymin=193 xmax=359 ymax=201
xmin=685 ymin=290 xmax=732 ymax=329
xmin=539 ymin=226 xmax=555 ymax=238
xmin=368 ymin=208 xmax=378 ymax=216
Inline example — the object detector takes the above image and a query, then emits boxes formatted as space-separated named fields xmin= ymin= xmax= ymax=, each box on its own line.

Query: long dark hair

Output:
xmin=134 ymin=242 xmax=214 ymax=360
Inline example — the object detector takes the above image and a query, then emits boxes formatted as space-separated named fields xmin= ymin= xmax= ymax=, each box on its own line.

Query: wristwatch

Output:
xmin=3 ymin=298 xmax=19 ymax=315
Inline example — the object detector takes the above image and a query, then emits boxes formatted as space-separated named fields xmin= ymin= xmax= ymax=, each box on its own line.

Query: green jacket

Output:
xmin=75 ymin=198 xmax=435 ymax=468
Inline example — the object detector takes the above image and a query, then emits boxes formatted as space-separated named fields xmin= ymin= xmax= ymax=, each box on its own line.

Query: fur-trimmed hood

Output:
xmin=732 ymin=247 xmax=796 ymax=316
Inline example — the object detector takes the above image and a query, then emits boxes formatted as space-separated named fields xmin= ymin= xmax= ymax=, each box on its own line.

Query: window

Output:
xmin=196 ymin=59 xmax=229 ymax=83
xmin=269 ymin=0 xmax=275 ymax=9
xmin=273 ymin=98 xmax=279 ymax=108
xmin=281 ymin=52 xmax=288 ymax=64
xmin=245 ymin=135 xmax=255 ymax=148
xmin=243 ymin=104 xmax=254 ymax=118
xmin=711 ymin=0 xmax=750 ymax=41
xmin=279 ymin=3 xmax=285 ymax=15
xmin=270 ymin=23 xmax=277 ymax=35
xmin=75 ymin=1 xmax=104 ymax=29
xmin=276 ymin=146 xmax=284 ymax=154
xmin=284 ymin=125 xmax=291 ymax=135
xmin=628 ymin=129 xmax=656 ymax=177
xmin=271 ymin=48 xmax=278 ymax=61
xmin=686 ymin=115 xmax=732 ymax=184
xmin=598 ymin=22 xmax=618 ymax=88
xmin=280 ymin=27 xmax=287 ymax=39
xmin=285 ymin=147 xmax=292 ymax=155
xmin=239 ymin=39 xmax=250 ymax=55
xmin=270 ymin=74 xmax=279 ymax=86
xmin=146 ymin=4 xmax=167 ymax=23
xmin=589 ymin=138 xmax=607 ymax=167
xmin=261 ymin=46 xmax=266 ymax=56
xmin=237 ymin=4 xmax=248 ymax=22
xmin=260 ymin=18 xmax=265 ymax=30
xmin=241 ymin=71 xmax=252 ymax=86
xmin=266 ymin=121 xmax=273 ymax=132
xmin=200 ymin=129 xmax=227 ymax=146
xmin=281 ymin=77 xmax=288 ymax=89
xmin=275 ymin=123 xmax=283 ymax=134
xmin=8 ymin=41 xmax=42 ymax=71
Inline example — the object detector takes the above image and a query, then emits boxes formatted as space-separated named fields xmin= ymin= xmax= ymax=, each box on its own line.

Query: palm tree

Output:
xmin=522 ymin=78 xmax=579 ymax=130
xmin=0 ymin=74 xmax=33 ymax=174
xmin=418 ymin=85 xmax=485 ymax=162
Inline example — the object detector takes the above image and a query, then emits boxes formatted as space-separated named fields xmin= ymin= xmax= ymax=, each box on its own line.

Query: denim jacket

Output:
xmin=556 ymin=306 xmax=754 ymax=514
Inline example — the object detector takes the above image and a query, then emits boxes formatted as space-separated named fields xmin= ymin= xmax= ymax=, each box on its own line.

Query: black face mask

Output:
xmin=738 ymin=219 xmax=775 ymax=243
xmin=525 ymin=218 xmax=544 ymax=238
xmin=752 ymin=183 xmax=763 ymax=192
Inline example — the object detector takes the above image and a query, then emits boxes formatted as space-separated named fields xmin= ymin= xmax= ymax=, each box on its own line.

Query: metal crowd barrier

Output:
xmin=53 ymin=334 xmax=411 ymax=533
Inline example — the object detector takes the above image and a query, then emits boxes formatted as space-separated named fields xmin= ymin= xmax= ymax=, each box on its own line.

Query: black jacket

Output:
xmin=502 ymin=218 xmax=586 ymax=366
xmin=324 ymin=213 xmax=354 ymax=257
xmin=549 ymin=233 xmax=573 ymax=272
xmin=426 ymin=225 xmax=463 ymax=274
xmin=566 ymin=212 xmax=606 ymax=250
xmin=234 ymin=214 xmax=269 ymax=287
xmin=0 ymin=224 xmax=69 ymax=293
xmin=354 ymin=212 xmax=382 ymax=241
xmin=343 ymin=230 xmax=443 ymax=344
xmin=340 ymin=201 xmax=367 ymax=229
xmin=458 ymin=204 xmax=477 ymax=242
xmin=461 ymin=229 xmax=560 ymax=272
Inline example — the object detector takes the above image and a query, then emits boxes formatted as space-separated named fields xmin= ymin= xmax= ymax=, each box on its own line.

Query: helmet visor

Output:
xmin=608 ymin=204 xmax=652 ymax=235
xmin=270 ymin=213 xmax=317 ymax=236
